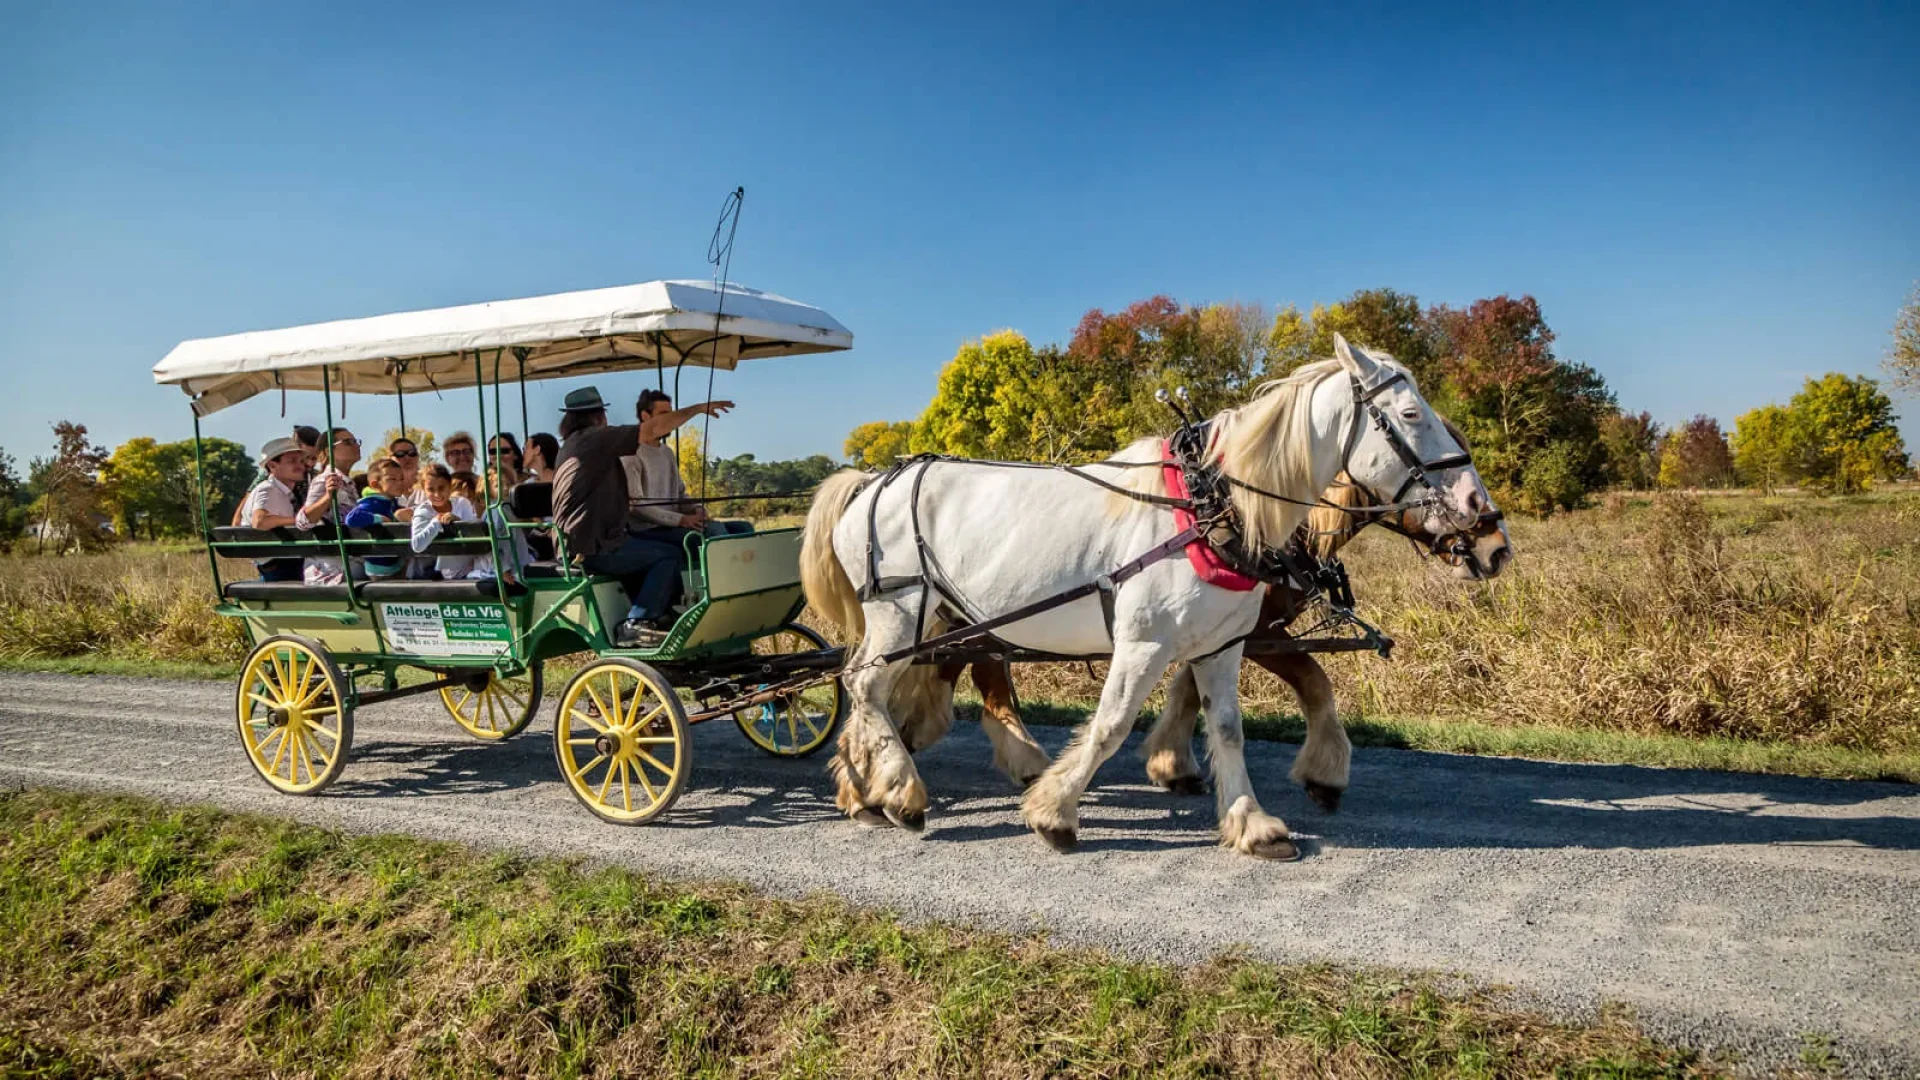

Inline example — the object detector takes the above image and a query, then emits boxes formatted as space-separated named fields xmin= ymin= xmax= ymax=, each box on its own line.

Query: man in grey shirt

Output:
xmin=624 ymin=389 xmax=746 ymax=540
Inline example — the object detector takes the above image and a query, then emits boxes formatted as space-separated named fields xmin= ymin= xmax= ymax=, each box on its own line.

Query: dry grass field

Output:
xmin=1013 ymin=489 xmax=1920 ymax=756
xmin=4 ymin=490 xmax=1916 ymax=767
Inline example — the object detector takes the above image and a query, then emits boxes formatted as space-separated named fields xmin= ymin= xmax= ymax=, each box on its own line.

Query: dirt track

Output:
xmin=2 ymin=671 xmax=1916 ymax=1076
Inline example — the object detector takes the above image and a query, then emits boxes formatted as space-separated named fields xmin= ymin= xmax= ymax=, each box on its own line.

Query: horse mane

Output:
xmin=1207 ymin=358 xmax=1345 ymax=552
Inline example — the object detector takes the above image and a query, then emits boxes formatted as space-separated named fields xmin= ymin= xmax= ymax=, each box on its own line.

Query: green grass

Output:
xmin=0 ymin=789 xmax=1755 ymax=1078
xmin=0 ymin=655 xmax=241 ymax=680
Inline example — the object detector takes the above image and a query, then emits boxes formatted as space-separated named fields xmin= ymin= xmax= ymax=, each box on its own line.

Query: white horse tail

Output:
xmin=802 ymin=466 xmax=957 ymax=756
xmin=801 ymin=469 xmax=874 ymax=639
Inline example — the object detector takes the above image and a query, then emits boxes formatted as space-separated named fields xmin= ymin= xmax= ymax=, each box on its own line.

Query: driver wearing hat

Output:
xmin=550 ymin=387 xmax=689 ymax=647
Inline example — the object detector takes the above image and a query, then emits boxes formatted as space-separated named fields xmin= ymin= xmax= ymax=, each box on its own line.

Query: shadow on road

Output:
xmin=322 ymin=710 xmax=1919 ymax=857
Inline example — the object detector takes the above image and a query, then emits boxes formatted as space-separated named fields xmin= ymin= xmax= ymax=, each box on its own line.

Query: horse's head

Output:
xmin=1327 ymin=334 xmax=1511 ymax=578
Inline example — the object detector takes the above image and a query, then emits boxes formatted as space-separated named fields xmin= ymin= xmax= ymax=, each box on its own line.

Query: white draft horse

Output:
xmin=802 ymin=337 xmax=1496 ymax=858
xmin=879 ymin=416 xmax=1510 ymax=814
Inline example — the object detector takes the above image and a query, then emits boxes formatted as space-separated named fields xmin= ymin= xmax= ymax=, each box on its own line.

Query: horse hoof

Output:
xmin=1035 ymin=826 xmax=1078 ymax=853
xmin=852 ymin=808 xmax=891 ymax=828
xmin=1248 ymin=837 xmax=1300 ymax=862
xmin=1304 ymin=781 xmax=1344 ymax=814
xmin=1162 ymin=774 xmax=1208 ymax=797
xmin=884 ymin=806 xmax=927 ymax=833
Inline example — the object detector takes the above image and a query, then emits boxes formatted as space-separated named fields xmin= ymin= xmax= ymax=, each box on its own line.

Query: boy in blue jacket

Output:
xmin=342 ymin=457 xmax=416 ymax=579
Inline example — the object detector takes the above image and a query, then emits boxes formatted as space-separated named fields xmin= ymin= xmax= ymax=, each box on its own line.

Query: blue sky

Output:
xmin=2 ymin=1 xmax=1915 ymax=466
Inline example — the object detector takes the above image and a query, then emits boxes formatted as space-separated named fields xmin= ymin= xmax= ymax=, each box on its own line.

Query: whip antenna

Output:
xmin=696 ymin=186 xmax=744 ymax=502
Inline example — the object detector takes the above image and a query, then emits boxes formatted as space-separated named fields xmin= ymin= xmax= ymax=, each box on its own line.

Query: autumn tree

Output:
xmin=103 ymin=436 xmax=253 ymax=538
xmin=29 ymin=421 xmax=111 ymax=551
xmin=844 ymin=421 xmax=914 ymax=469
xmin=102 ymin=437 xmax=169 ymax=538
xmin=1656 ymin=416 xmax=1735 ymax=489
xmin=912 ymin=330 xmax=1046 ymax=459
xmin=1598 ymin=410 xmax=1662 ymax=490
xmin=1729 ymin=404 xmax=1800 ymax=493
xmin=1885 ymin=282 xmax=1920 ymax=395
xmin=1305 ymin=289 xmax=1438 ymax=385
xmin=1786 ymin=373 xmax=1908 ymax=492
xmin=1428 ymin=296 xmax=1613 ymax=513
xmin=1264 ymin=304 xmax=1313 ymax=377
xmin=1065 ymin=296 xmax=1268 ymax=446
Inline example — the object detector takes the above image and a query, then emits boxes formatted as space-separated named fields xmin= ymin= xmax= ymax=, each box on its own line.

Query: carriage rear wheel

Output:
xmin=733 ymin=624 xmax=846 ymax=758
xmin=553 ymin=658 xmax=690 ymax=824
xmin=236 ymin=635 xmax=353 ymax=795
xmin=440 ymin=664 xmax=542 ymax=741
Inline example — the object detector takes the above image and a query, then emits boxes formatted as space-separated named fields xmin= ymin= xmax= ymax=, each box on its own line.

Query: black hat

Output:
xmin=561 ymin=386 xmax=608 ymax=412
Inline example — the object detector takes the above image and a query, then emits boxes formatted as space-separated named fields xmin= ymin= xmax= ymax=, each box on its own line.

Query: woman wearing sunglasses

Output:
xmin=386 ymin=435 xmax=422 ymax=491
xmin=483 ymin=432 xmax=524 ymax=505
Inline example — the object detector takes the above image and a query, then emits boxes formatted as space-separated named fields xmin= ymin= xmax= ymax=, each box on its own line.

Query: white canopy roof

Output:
xmin=153 ymin=279 xmax=853 ymax=416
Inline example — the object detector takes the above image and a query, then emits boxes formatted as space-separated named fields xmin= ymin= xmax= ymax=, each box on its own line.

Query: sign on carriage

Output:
xmin=379 ymin=602 xmax=513 ymax=657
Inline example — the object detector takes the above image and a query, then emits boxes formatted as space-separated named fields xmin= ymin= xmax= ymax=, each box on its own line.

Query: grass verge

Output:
xmin=0 ymin=788 xmax=1749 ymax=1079
xmin=0 ymin=654 xmax=240 ymax=681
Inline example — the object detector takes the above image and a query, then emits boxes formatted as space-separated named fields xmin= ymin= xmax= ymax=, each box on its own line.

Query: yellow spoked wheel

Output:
xmin=553 ymin=658 xmax=690 ymax=825
xmin=733 ymin=624 xmax=845 ymax=758
xmin=440 ymin=664 xmax=542 ymax=741
xmin=236 ymin=635 xmax=353 ymax=795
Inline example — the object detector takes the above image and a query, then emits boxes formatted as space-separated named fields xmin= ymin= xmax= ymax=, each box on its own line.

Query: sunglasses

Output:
xmin=390 ymin=449 xmax=419 ymax=458
xmin=488 ymin=448 xmax=516 ymax=456
xmin=334 ymin=436 xmax=360 ymax=446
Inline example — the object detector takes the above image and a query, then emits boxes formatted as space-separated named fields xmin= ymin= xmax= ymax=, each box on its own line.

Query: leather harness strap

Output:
xmin=876 ymin=526 xmax=1201 ymax=666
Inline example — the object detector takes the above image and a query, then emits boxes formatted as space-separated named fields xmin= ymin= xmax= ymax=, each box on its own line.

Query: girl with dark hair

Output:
xmin=523 ymin=432 xmax=559 ymax=483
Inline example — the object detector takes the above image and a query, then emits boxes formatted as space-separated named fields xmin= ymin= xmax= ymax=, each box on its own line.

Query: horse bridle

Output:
xmin=1336 ymin=371 xmax=1504 ymax=571
xmin=1338 ymin=370 xmax=1486 ymax=528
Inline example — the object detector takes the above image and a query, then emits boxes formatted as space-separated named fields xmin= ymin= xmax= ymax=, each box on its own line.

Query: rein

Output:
xmin=846 ymin=367 xmax=1486 ymax=662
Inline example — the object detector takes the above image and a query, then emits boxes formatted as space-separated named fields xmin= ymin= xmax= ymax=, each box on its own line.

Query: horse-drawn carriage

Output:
xmin=158 ymin=279 xmax=1508 ymax=856
xmin=155 ymin=280 xmax=854 ymax=824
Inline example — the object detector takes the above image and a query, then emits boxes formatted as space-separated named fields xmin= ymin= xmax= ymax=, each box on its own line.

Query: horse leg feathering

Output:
xmin=1143 ymin=663 xmax=1207 ymax=795
xmin=1192 ymin=648 xmax=1297 ymax=860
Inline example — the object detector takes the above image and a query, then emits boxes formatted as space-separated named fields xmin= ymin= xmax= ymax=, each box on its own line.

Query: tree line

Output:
xmin=0 ymin=420 xmax=845 ymax=552
xmin=3 ymin=286 xmax=1912 ymax=550
xmin=846 ymin=287 xmax=1916 ymax=513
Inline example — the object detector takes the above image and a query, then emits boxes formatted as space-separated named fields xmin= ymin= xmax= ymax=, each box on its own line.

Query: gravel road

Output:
xmin=2 ymin=671 xmax=1916 ymax=1075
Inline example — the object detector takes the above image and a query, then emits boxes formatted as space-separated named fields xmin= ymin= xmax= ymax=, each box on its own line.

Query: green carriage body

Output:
xmin=211 ymin=526 xmax=808 ymax=677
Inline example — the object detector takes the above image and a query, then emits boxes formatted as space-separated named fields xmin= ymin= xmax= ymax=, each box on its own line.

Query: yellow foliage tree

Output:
xmin=844 ymin=421 xmax=913 ymax=468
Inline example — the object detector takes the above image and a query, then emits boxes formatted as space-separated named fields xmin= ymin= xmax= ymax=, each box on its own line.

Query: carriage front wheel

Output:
xmin=440 ymin=663 xmax=542 ymax=741
xmin=553 ymin=658 xmax=691 ymax=825
xmin=236 ymin=634 xmax=354 ymax=795
xmin=733 ymin=623 xmax=846 ymax=758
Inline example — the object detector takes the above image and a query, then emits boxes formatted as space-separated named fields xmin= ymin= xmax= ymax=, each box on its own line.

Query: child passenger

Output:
xmin=342 ymin=458 xmax=415 ymax=579
xmin=411 ymin=464 xmax=478 ymax=579
xmin=420 ymin=467 xmax=531 ymax=582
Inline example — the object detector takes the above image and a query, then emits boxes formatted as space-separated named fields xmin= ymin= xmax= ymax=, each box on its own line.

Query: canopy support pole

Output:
xmin=472 ymin=348 xmax=521 ymax=664
xmin=395 ymin=363 xmax=408 ymax=438
xmin=322 ymin=365 xmax=366 ymax=621
xmin=192 ymin=411 xmax=223 ymax=598
xmin=514 ymin=348 xmax=530 ymax=442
